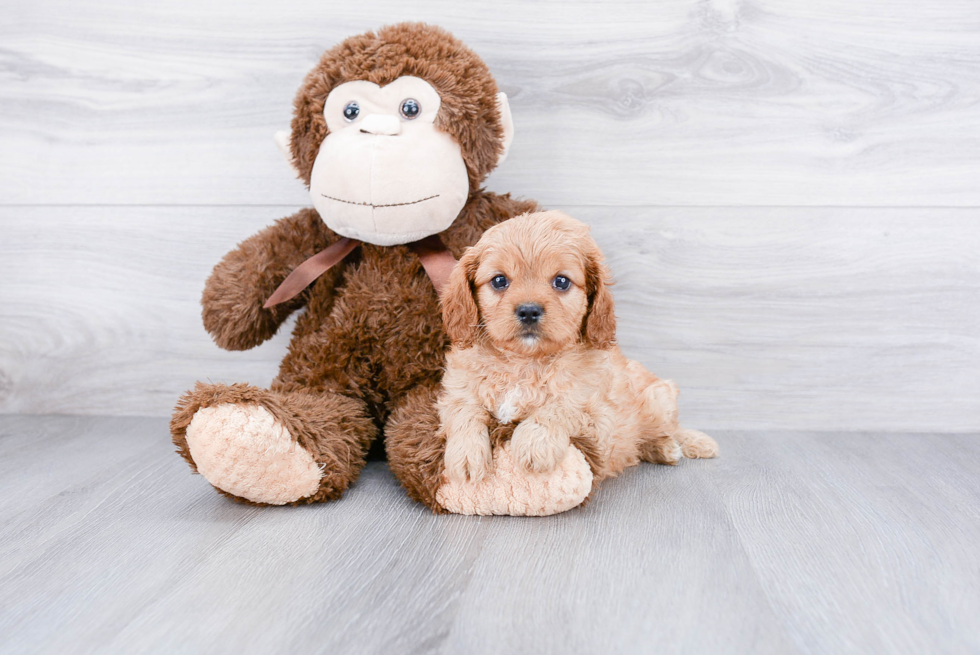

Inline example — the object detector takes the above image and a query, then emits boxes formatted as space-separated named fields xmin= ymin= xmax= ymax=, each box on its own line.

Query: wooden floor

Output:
xmin=1 ymin=416 xmax=977 ymax=654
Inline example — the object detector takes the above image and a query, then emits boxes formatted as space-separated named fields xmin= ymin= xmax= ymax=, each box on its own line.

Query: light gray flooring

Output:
xmin=1 ymin=416 xmax=978 ymax=654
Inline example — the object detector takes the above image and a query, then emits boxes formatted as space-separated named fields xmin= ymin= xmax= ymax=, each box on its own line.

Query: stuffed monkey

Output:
xmin=171 ymin=23 xmax=597 ymax=513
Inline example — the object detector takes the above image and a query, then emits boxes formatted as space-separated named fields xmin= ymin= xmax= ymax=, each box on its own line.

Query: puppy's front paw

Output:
xmin=511 ymin=421 xmax=569 ymax=474
xmin=444 ymin=427 xmax=493 ymax=483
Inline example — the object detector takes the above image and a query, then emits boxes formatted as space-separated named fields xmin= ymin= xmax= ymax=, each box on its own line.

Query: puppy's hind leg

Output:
xmin=641 ymin=376 xmax=680 ymax=433
xmin=631 ymin=377 xmax=680 ymax=465
xmin=639 ymin=435 xmax=683 ymax=466
xmin=625 ymin=362 xmax=719 ymax=463
xmin=673 ymin=428 xmax=719 ymax=459
xmin=647 ymin=379 xmax=719 ymax=458
xmin=637 ymin=376 xmax=719 ymax=464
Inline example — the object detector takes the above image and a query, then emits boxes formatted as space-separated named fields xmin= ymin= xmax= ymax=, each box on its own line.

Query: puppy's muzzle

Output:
xmin=516 ymin=303 xmax=543 ymax=326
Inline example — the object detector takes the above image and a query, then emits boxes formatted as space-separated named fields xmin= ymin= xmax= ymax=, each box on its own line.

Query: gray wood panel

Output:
xmin=2 ymin=0 xmax=979 ymax=206
xmin=1 ymin=415 xmax=979 ymax=654
xmin=0 ymin=206 xmax=299 ymax=418
xmin=2 ymin=206 xmax=977 ymax=431
xmin=712 ymin=431 xmax=980 ymax=654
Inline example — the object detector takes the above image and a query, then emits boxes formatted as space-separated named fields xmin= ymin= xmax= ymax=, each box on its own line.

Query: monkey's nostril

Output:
xmin=515 ymin=303 xmax=543 ymax=325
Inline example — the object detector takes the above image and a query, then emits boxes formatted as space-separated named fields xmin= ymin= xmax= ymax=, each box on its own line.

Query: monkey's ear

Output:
xmin=441 ymin=247 xmax=482 ymax=348
xmin=495 ymin=92 xmax=515 ymax=166
xmin=582 ymin=249 xmax=617 ymax=349
xmin=274 ymin=130 xmax=302 ymax=178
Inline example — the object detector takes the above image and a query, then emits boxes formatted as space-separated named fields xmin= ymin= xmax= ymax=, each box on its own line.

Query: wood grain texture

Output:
xmin=4 ymin=5 xmax=978 ymax=651
xmin=1 ymin=415 xmax=979 ymax=654
xmin=0 ymin=206 xmax=300 ymax=419
xmin=712 ymin=431 xmax=980 ymax=655
xmin=2 ymin=206 xmax=977 ymax=431
xmin=2 ymin=0 xmax=979 ymax=206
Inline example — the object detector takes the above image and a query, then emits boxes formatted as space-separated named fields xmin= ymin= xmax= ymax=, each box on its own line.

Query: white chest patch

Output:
xmin=495 ymin=386 xmax=525 ymax=424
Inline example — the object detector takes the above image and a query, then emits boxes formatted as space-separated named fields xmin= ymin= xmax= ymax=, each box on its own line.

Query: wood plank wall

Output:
xmin=2 ymin=0 xmax=978 ymax=430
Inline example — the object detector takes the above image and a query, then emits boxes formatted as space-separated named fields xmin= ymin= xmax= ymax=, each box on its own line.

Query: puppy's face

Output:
xmin=473 ymin=238 xmax=587 ymax=355
xmin=442 ymin=211 xmax=617 ymax=356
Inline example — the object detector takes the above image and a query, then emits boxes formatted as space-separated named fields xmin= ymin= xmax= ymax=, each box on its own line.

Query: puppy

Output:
xmin=438 ymin=210 xmax=718 ymax=487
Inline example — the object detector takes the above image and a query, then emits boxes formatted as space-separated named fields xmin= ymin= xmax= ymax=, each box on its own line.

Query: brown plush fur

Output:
xmin=171 ymin=23 xmax=538 ymax=506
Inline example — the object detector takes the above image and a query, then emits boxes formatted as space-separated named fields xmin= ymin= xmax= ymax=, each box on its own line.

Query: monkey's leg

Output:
xmin=171 ymin=382 xmax=376 ymax=505
xmin=384 ymin=382 xmax=448 ymax=512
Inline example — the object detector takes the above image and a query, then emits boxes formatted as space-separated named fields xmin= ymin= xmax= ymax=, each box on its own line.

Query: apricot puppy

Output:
xmin=437 ymin=210 xmax=718 ymax=488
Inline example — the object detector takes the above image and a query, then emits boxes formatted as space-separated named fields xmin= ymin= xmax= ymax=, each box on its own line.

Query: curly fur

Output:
xmin=436 ymin=211 xmax=718 ymax=495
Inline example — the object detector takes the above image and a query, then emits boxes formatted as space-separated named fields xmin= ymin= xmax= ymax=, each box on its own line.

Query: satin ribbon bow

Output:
xmin=263 ymin=234 xmax=457 ymax=309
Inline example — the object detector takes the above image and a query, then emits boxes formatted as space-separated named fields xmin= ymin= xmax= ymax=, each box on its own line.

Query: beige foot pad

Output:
xmin=436 ymin=442 xmax=593 ymax=516
xmin=185 ymin=404 xmax=322 ymax=505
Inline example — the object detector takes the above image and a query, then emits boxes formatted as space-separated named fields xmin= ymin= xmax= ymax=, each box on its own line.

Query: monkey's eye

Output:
xmin=399 ymin=98 xmax=420 ymax=120
xmin=490 ymin=274 xmax=509 ymax=291
xmin=343 ymin=102 xmax=360 ymax=122
xmin=553 ymin=275 xmax=571 ymax=291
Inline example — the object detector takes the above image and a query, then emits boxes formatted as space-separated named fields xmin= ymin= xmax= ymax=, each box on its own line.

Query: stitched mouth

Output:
xmin=320 ymin=193 xmax=439 ymax=208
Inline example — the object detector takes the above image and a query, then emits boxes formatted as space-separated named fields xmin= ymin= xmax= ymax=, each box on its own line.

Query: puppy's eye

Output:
xmin=490 ymin=274 xmax=509 ymax=291
xmin=553 ymin=275 xmax=571 ymax=291
xmin=343 ymin=102 xmax=360 ymax=122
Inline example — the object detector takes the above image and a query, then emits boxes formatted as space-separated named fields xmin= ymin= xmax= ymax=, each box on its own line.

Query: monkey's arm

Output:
xmin=202 ymin=208 xmax=338 ymax=351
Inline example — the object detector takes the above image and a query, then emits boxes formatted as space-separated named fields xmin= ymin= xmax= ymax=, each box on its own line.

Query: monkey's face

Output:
xmin=309 ymin=76 xmax=470 ymax=247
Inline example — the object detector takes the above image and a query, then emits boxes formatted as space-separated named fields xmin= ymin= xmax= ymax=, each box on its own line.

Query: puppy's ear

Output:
xmin=582 ymin=246 xmax=617 ymax=349
xmin=441 ymin=246 xmax=481 ymax=348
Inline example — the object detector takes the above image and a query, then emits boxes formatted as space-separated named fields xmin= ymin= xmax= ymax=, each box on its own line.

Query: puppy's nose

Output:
xmin=515 ymin=303 xmax=543 ymax=325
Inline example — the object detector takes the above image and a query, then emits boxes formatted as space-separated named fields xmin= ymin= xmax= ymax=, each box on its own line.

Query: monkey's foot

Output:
xmin=436 ymin=441 xmax=593 ymax=516
xmin=184 ymin=403 xmax=323 ymax=505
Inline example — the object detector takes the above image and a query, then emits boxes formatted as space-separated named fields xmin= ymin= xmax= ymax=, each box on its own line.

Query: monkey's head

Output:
xmin=279 ymin=23 xmax=514 ymax=247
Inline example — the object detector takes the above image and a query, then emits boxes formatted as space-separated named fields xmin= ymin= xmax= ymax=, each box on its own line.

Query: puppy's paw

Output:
xmin=642 ymin=436 xmax=683 ymax=465
xmin=511 ymin=420 xmax=569 ymax=474
xmin=674 ymin=428 xmax=719 ymax=459
xmin=444 ymin=427 xmax=493 ymax=483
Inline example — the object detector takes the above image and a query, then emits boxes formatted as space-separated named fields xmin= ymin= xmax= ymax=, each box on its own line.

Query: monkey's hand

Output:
xmin=202 ymin=208 xmax=338 ymax=351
